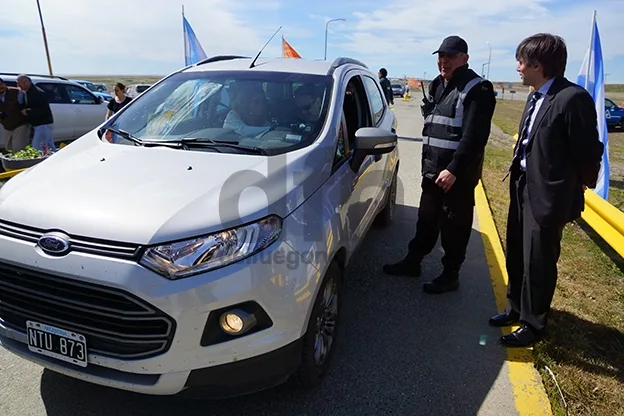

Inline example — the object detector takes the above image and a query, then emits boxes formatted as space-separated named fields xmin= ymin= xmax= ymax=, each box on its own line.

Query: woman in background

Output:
xmin=105 ymin=83 xmax=132 ymax=120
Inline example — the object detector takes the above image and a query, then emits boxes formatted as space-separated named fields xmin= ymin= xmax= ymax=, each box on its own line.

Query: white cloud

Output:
xmin=0 ymin=0 xmax=283 ymax=75
xmin=337 ymin=0 xmax=623 ymax=79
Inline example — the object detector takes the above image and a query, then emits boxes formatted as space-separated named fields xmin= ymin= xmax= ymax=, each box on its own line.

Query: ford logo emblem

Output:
xmin=37 ymin=233 xmax=71 ymax=256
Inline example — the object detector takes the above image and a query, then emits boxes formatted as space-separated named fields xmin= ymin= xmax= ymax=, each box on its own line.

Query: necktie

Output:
xmin=513 ymin=91 xmax=542 ymax=170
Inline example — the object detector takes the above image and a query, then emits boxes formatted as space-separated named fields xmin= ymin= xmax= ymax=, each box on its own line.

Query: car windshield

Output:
xmin=107 ymin=70 xmax=334 ymax=154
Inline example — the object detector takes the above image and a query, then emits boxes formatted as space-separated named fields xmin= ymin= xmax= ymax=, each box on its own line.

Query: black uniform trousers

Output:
xmin=505 ymin=170 xmax=565 ymax=331
xmin=406 ymin=177 xmax=475 ymax=276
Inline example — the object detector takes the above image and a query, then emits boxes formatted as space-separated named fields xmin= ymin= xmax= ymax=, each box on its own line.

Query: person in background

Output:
xmin=378 ymin=68 xmax=394 ymax=106
xmin=0 ymin=77 xmax=30 ymax=152
xmin=16 ymin=74 xmax=56 ymax=153
xmin=490 ymin=33 xmax=604 ymax=347
xmin=105 ymin=83 xmax=132 ymax=120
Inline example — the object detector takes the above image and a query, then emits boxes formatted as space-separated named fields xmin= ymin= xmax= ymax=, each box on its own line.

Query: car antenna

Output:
xmin=249 ymin=26 xmax=282 ymax=69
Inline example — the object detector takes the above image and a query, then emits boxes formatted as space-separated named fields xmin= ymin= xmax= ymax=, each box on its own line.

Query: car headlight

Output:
xmin=139 ymin=215 xmax=282 ymax=279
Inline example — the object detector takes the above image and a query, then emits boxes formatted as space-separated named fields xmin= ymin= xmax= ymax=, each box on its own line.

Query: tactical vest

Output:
xmin=421 ymin=72 xmax=483 ymax=180
xmin=0 ymin=87 xmax=28 ymax=131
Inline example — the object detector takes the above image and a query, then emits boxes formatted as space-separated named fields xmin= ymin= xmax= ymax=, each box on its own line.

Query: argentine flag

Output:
xmin=576 ymin=11 xmax=610 ymax=200
xmin=183 ymin=12 xmax=207 ymax=66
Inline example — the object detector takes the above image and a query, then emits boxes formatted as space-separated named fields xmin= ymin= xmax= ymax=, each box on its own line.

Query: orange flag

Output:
xmin=282 ymin=36 xmax=301 ymax=58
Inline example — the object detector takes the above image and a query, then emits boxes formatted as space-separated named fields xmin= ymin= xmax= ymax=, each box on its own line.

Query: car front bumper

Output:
xmin=0 ymin=227 xmax=319 ymax=396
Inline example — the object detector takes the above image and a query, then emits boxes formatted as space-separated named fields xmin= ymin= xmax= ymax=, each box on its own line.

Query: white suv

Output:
xmin=0 ymin=73 xmax=109 ymax=149
xmin=0 ymin=56 xmax=399 ymax=398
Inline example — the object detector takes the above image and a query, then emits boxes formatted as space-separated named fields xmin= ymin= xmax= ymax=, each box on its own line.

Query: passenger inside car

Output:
xmin=293 ymin=83 xmax=323 ymax=123
xmin=223 ymin=81 xmax=273 ymax=137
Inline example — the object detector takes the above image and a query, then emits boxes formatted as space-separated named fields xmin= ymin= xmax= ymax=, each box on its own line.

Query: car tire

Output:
xmin=294 ymin=260 xmax=342 ymax=387
xmin=374 ymin=166 xmax=398 ymax=227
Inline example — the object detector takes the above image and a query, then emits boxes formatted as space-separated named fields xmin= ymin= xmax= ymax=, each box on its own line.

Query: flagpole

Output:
xmin=36 ymin=0 xmax=53 ymax=76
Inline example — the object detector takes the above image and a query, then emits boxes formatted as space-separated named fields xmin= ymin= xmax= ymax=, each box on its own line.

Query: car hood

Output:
xmin=0 ymin=133 xmax=330 ymax=245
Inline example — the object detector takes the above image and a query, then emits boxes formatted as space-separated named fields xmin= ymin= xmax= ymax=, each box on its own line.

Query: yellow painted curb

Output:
xmin=474 ymin=181 xmax=553 ymax=416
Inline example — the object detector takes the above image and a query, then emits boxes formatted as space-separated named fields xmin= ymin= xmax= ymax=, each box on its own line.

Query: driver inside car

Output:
xmin=223 ymin=81 xmax=273 ymax=137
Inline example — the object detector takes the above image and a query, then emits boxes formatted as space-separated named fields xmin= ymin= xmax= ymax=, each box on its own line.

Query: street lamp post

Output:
xmin=324 ymin=18 xmax=346 ymax=60
xmin=486 ymin=42 xmax=491 ymax=79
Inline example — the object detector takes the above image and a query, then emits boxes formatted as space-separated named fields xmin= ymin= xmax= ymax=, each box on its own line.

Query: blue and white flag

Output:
xmin=183 ymin=13 xmax=207 ymax=66
xmin=576 ymin=10 xmax=610 ymax=200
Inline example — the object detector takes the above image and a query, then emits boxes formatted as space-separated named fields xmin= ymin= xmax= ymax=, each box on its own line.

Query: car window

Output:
xmin=362 ymin=75 xmax=385 ymax=125
xmin=605 ymin=99 xmax=616 ymax=109
xmin=342 ymin=74 xmax=373 ymax=151
xmin=65 ymin=85 xmax=97 ymax=104
xmin=36 ymin=82 xmax=70 ymax=104
xmin=108 ymin=70 xmax=334 ymax=155
xmin=136 ymin=85 xmax=150 ymax=93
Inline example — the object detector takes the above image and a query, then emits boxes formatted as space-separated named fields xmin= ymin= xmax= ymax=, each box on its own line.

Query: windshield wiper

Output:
xmin=104 ymin=127 xmax=187 ymax=149
xmin=105 ymin=127 xmax=143 ymax=145
xmin=180 ymin=138 xmax=269 ymax=155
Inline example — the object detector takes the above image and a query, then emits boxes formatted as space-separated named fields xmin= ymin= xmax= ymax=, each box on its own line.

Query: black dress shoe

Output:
xmin=382 ymin=258 xmax=421 ymax=277
xmin=500 ymin=323 xmax=540 ymax=347
xmin=422 ymin=274 xmax=459 ymax=294
xmin=489 ymin=312 xmax=520 ymax=327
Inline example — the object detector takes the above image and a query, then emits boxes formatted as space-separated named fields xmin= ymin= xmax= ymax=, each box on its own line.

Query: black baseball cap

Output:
xmin=433 ymin=36 xmax=468 ymax=55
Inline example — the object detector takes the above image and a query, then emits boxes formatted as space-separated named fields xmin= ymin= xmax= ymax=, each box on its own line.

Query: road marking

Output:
xmin=474 ymin=181 xmax=553 ymax=416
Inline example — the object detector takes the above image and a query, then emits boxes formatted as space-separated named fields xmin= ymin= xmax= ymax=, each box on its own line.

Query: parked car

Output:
xmin=0 ymin=56 xmax=399 ymax=397
xmin=0 ymin=73 xmax=109 ymax=149
xmin=391 ymin=83 xmax=405 ymax=96
xmin=606 ymin=97 xmax=624 ymax=130
xmin=71 ymin=79 xmax=113 ymax=102
xmin=125 ymin=84 xmax=152 ymax=98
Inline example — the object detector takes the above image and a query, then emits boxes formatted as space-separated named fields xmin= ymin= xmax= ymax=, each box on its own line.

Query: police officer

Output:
xmin=383 ymin=35 xmax=496 ymax=294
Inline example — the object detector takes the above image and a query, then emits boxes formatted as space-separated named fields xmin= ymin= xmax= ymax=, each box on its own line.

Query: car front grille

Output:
xmin=0 ymin=262 xmax=175 ymax=360
xmin=0 ymin=220 xmax=141 ymax=260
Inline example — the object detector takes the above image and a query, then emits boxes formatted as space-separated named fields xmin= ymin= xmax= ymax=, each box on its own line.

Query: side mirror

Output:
xmin=354 ymin=127 xmax=397 ymax=154
xmin=96 ymin=96 xmax=103 ymax=104
xmin=350 ymin=127 xmax=397 ymax=172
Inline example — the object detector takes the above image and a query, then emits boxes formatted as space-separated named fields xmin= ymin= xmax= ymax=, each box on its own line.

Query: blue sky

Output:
xmin=1 ymin=0 xmax=623 ymax=83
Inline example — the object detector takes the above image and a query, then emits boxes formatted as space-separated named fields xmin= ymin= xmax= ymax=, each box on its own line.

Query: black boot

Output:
xmin=423 ymin=271 xmax=459 ymax=294
xmin=382 ymin=256 xmax=421 ymax=277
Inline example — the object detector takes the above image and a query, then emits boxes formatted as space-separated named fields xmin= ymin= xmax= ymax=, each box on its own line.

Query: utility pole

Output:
xmin=36 ymin=0 xmax=53 ymax=76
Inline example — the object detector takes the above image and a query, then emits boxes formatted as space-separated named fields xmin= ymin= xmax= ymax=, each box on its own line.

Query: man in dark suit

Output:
xmin=489 ymin=33 xmax=605 ymax=347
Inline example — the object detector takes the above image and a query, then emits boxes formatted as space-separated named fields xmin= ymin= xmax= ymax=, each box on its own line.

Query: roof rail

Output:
xmin=0 ymin=72 xmax=68 ymax=80
xmin=327 ymin=57 xmax=368 ymax=75
xmin=194 ymin=55 xmax=250 ymax=67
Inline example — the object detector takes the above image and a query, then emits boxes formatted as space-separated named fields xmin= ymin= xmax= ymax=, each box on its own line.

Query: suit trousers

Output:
xmin=407 ymin=177 xmax=475 ymax=276
xmin=2 ymin=124 xmax=31 ymax=153
xmin=505 ymin=171 xmax=565 ymax=331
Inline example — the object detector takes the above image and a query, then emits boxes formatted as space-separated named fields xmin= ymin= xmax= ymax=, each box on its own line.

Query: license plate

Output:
xmin=26 ymin=321 xmax=88 ymax=367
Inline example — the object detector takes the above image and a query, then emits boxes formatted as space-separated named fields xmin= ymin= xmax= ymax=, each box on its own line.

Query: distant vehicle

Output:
xmin=391 ymin=83 xmax=405 ymax=96
xmin=71 ymin=79 xmax=113 ymax=102
xmin=0 ymin=73 xmax=109 ymax=148
xmin=91 ymin=83 xmax=111 ymax=95
xmin=605 ymin=97 xmax=624 ymax=130
xmin=125 ymin=84 xmax=152 ymax=98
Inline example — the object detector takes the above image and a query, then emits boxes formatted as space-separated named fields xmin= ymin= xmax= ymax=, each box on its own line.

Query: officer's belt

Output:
xmin=422 ymin=136 xmax=460 ymax=150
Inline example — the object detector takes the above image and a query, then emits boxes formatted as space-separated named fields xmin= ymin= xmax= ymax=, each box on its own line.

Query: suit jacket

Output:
xmin=513 ymin=76 xmax=604 ymax=227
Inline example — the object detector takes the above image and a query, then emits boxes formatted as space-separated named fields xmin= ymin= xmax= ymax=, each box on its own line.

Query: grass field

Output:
xmin=484 ymin=99 xmax=624 ymax=416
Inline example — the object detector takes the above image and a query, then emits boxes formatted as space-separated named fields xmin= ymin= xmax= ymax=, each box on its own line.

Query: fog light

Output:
xmin=219 ymin=309 xmax=257 ymax=336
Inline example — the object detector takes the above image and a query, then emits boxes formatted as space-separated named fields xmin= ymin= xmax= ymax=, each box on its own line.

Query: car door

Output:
xmin=63 ymin=84 xmax=107 ymax=137
xmin=337 ymin=71 xmax=379 ymax=250
xmin=35 ymin=82 xmax=76 ymax=140
xmin=360 ymin=74 xmax=396 ymax=226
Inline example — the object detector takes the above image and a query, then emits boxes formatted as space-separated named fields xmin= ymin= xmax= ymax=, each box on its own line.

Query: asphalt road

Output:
xmin=0 ymin=98 xmax=520 ymax=416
